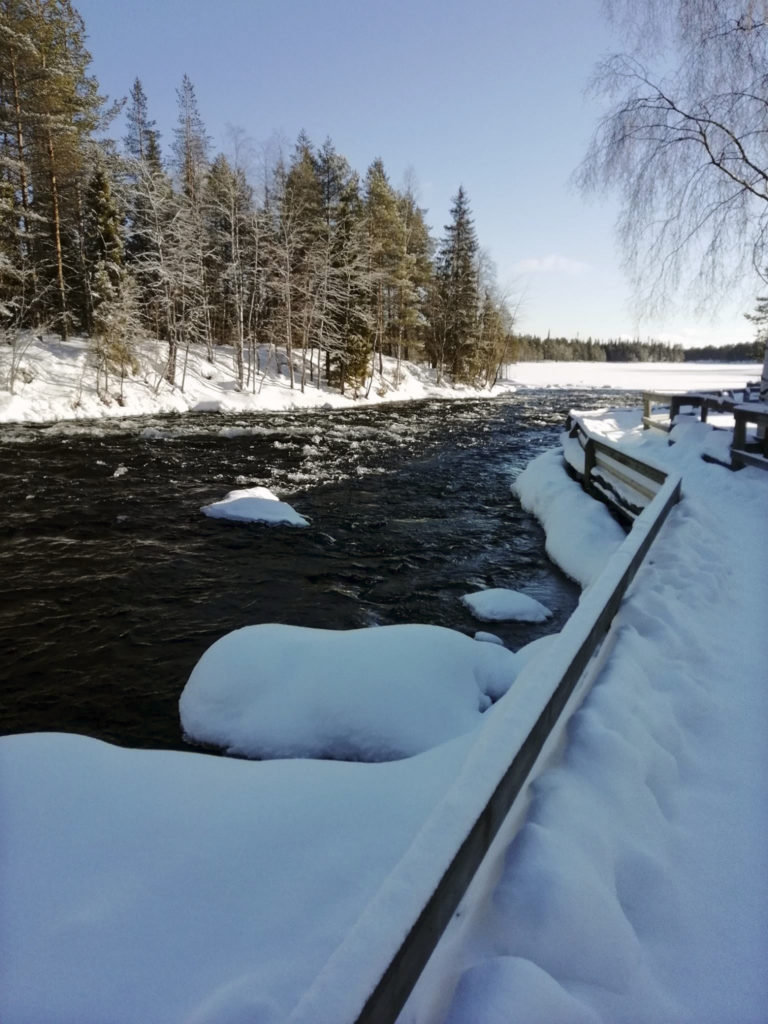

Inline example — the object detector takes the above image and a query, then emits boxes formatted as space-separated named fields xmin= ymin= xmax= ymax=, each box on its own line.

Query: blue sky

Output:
xmin=76 ymin=0 xmax=755 ymax=347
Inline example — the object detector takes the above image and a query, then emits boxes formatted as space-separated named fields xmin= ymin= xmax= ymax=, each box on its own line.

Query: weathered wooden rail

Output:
xmin=641 ymin=389 xmax=768 ymax=473
xmin=641 ymin=389 xmax=743 ymax=432
xmin=566 ymin=414 xmax=668 ymax=525
xmin=288 ymin=430 xmax=682 ymax=1024
xmin=731 ymin=403 xmax=768 ymax=471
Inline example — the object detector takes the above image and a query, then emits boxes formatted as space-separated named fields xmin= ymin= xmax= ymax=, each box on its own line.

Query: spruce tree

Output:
xmin=394 ymin=184 xmax=433 ymax=373
xmin=124 ymin=77 xmax=160 ymax=167
xmin=172 ymin=74 xmax=209 ymax=206
xmin=82 ymin=160 xmax=123 ymax=333
xmin=314 ymin=139 xmax=369 ymax=392
xmin=433 ymin=186 xmax=479 ymax=383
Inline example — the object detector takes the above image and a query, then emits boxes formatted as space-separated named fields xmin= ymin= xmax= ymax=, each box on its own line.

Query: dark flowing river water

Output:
xmin=0 ymin=389 xmax=637 ymax=752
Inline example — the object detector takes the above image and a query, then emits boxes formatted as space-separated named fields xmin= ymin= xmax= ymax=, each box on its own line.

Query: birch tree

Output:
xmin=578 ymin=0 xmax=768 ymax=312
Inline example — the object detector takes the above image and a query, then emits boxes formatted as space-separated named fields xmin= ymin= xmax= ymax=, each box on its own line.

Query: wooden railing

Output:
xmin=641 ymin=390 xmax=768 ymax=472
xmin=288 ymin=431 xmax=682 ymax=1024
xmin=732 ymin=404 xmax=768 ymax=470
xmin=566 ymin=414 xmax=668 ymax=524
xmin=641 ymin=389 xmax=743 ymax=432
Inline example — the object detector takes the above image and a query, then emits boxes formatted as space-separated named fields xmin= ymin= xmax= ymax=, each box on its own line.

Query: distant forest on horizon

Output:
xmin=507 ymin=335 xmax=763 ymax=364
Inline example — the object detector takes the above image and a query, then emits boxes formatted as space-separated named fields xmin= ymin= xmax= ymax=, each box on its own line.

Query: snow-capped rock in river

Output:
xmin=461 ymin=587 xmax=552 ymax=623
xmin=201 ymin=485 xmax=309 ymax=527
xmin=179 ymin=623 xmax=525 ymax=761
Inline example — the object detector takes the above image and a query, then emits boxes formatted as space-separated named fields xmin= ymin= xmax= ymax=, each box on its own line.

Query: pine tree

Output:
xmin=364 ymin=159 xmax=404 ymax=389
xmin=1 ymin=0 xmax=108 ymax=335
xmin=170 ymin=73 xmax=212 ymax=361
xmin=204 ymin=151 xmax=256 ymax=387
xmin=23 ymin=0 xmax=108 ymax=337
xmin=0 ymin=0 xmax=37 ymax=321
xmin=264 ymin=134 xmax=328 ymax=390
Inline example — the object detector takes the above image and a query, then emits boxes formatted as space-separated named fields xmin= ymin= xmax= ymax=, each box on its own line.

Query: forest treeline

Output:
xmin=0 ymin=2 xmax=760 ymax=403
xmin=0 ymin=1 xmax=515 ymax=397
xmin=509 ymin=335 xmax=763 ymax=363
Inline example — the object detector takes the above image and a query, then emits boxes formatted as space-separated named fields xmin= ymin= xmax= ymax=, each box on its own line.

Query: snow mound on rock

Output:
xmin=179 ymin=623 xmax=524 ymax=761
xmin=201 ymin=485 xmax=308 ymax=526
xmin=462 ymin=588 xmax=552 ymax=622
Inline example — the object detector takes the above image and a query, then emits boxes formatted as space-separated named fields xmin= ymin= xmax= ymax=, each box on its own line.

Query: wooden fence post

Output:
xmin=583 ymin=438 xmax=595 ymax=495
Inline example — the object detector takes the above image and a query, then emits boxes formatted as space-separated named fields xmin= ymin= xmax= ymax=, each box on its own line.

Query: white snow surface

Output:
xmin=201 ymin=485 xmax=309 ymax=527
xmin=0 ymin=730 xmax=474 ymax=1024
xmin=513 ymin=447 xmax=626 ymax=587
xmin=461 ymin=587 xmax=552 ymax=622
xmin=1 ymin=361 xmax=767 ymax=1024
xmin=410 ymin=408 xmax=768 ymax=1024
xmin=180 ymin=623 xmax=523 ymax=760
xmin=0 ymin=333 xmax=760 ymax=423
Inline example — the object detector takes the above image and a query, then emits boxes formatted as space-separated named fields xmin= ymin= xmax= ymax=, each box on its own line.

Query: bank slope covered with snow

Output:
xmin=1 ymin=387 xmax=766 ymax=1024
xmin=0 ymin=333 xmax=761 ymax=424
xmin=425 ymin=410 xmax=768 ymax=1024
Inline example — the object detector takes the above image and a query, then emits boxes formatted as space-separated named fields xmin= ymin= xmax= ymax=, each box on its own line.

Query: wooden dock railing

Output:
xmin=640 ymin=390 xmax=768 ymax=472
xmin=731 ymin=404 xmax=768 ymax=470
xmin=288 ymin=430 xmax=682 ymax=1024
xmin=641 ymin=389 xmax=743 ymax=432
xmin=566 ymin=414 xmax=668 ymax=524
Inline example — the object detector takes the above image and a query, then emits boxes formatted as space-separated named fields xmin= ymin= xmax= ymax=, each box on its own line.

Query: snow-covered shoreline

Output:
xmin=420 ymin=410 xmax=768 ymax=1024
xmin=1 ymin=366 xmax=766 ymax=1023
xmin=0 ymin=334 xmax=761 ymax=425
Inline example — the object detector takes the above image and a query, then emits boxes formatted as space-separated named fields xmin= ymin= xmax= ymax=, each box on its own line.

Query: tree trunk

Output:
xmin=46 ymin=130 xmax=68 ymax=338
xmin=10 ymin=55 xmax=32 ymax=254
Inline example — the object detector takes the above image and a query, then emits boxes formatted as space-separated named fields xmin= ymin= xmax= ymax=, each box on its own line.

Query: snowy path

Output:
xmin=429 ymin=414 xmax=768 ymax=1024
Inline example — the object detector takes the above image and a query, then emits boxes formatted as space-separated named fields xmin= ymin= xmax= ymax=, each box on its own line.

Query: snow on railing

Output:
xmin=565 ymin=414 xmax=669 ymax=524
xmin=287 ymin=433 xmax=682 ymax=1024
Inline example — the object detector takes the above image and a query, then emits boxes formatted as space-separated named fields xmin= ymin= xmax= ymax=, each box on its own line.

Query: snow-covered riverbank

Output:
xmin=1 ymin=379 xmax=766 ymax=1023
xmin=416 ymin=409 xmax=768 ymax=1024
xmin=0 ymin=333 xmax=761 ymax=424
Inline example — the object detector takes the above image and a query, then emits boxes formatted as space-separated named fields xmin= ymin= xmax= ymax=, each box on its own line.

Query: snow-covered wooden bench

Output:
xmin=641 ymin=389 xmax=743 ymax=432
xmin=731 ymin=403 xmax=768 ymax=471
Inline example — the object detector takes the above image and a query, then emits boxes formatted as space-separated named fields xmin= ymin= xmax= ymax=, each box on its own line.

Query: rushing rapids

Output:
xmin=0 ymin=389 xmax=636 ymax=750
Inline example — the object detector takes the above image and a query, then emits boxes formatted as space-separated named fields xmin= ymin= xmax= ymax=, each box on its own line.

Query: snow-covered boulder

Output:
xmin=462 ymin=587 xmax=552 ymax=622
xmin=179 ymin=623 xmax=524 ymax=761
xmin=474 ymin=631 xmax=505 ymax=646
xmin=201 ymin=485 xmax=308 ymax=526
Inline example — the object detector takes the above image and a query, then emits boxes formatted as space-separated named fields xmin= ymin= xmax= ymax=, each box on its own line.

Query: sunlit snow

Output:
xmin=1 ymin=361 xmax=766 ymax=1024
xmin=0 ymin=333 xmax=761 ymax=425
xmin=180 ymin=623 xmax=523 ymax=760
xmin=201 ymin=485 xmax=309 ymax=527
xmin=461 ymin=587 xmax=552 ymax=622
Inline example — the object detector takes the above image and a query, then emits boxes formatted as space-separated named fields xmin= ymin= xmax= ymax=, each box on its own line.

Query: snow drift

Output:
xmin=180 ymin=623 xmax=524 ymax=761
